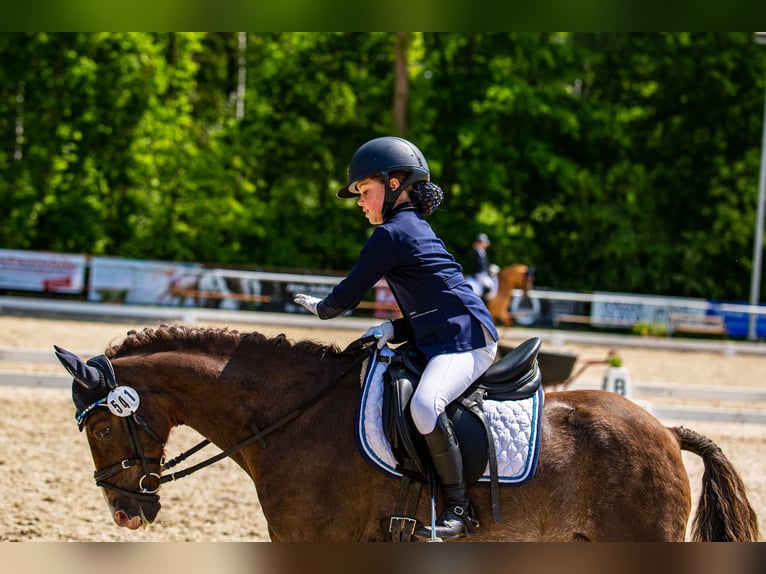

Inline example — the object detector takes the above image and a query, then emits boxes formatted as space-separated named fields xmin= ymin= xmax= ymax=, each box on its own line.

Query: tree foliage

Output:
xmin=2 ymin=32 xmax=765 ymax=300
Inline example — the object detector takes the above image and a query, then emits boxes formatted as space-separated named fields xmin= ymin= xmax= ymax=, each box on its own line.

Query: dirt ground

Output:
xmin=0 ymin=314 xmax=764 ymax=541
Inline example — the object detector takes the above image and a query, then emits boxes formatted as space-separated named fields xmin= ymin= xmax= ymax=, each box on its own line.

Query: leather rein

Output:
xmin=81 ymin=338 xmax=376 ymax=503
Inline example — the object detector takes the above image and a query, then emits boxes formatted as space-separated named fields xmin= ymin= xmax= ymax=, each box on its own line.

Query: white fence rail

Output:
xmin=3 ymin=294 xmax=766 ymax=357
xmin=4 ymin=247 xmax=766 ymax=336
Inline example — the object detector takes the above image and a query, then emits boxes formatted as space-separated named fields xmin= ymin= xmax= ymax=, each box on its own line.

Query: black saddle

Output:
xmin=381 ymin=336 xmax=542 ymax=482
xmin=379 ymin=336 xmax=542 ymax=534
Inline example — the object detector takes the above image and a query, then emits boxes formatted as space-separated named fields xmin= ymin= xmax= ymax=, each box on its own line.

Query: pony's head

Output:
xmin=54 ymin=345 xmax=167 ymax=529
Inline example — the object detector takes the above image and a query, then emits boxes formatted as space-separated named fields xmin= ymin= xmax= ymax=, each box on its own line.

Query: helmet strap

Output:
xmin=381 ymin=170 xmax=423 ymax=219
xmin=381 ymin=172 xmax=400 ymax=219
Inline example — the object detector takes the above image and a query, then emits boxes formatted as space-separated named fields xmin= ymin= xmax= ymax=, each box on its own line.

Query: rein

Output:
xmin=87 ymin=340 xmax=375 ymax=500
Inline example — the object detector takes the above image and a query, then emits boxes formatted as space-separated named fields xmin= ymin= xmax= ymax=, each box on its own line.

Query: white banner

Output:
xmin=88 ymin=257 xmax=203 ymax=305
xmin=0 ymin=249 xmax=86 ymax=293
xmin=590 ymin=291 xmax=710 ymax=329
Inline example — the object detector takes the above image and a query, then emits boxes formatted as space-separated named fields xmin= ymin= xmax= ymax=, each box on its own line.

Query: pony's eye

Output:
xmin=93 ymin=426 xmax=112 ymax=441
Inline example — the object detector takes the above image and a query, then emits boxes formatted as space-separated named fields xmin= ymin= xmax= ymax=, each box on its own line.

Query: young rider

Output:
xmin=294 ymin=136 xmax=498 ymax=540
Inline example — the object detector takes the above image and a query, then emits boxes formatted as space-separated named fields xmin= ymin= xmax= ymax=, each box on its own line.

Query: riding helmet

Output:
xmin=337 ymin=136 xmax=430 ymax=216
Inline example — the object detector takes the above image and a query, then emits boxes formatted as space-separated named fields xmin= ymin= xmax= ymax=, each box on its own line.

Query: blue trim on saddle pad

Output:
xmin=354 ymin=347 xmax=401 ymax=480
xmin=354 ymin=348 xmax=544 ymax=486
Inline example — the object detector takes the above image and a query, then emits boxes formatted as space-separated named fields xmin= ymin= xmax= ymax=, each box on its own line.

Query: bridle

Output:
xmin=79 ymin=355 xmax=166 ymax=503
xmin=77 ymin=339 xmax=376 ymax=504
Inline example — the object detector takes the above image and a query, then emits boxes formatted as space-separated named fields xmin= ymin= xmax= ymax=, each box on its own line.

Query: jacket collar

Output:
xmin=384 ymin=202 xmax=417 ymax=221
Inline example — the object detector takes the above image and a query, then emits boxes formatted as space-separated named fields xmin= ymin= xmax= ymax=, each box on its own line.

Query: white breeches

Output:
xmin=409 ymin=334 xmax=498 ymax=435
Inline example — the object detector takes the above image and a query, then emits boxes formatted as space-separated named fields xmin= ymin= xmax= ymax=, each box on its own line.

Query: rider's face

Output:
xmin=356 ymin=177 xmax=400 ymax=225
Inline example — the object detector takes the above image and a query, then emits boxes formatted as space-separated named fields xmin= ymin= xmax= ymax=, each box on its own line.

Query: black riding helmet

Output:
xmin=337 ymin=136 xmax=430 ymax=217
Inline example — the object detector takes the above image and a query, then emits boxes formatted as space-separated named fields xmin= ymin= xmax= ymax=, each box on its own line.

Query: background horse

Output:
xmin=485 ymin=264 xmax=534 ymax=327
xmin=56 ymin=325 xmax=758 ymax=542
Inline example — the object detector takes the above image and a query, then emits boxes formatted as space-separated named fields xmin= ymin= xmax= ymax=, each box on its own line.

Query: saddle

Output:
xmin=380 ymin=336 xmax=542 ymax=539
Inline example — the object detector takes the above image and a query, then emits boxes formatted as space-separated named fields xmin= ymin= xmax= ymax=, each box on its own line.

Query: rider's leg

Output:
xmin=410 ymin=339 xmax=497 ymax=539
xmin=419 ymin=412 xmax=477 ymax=539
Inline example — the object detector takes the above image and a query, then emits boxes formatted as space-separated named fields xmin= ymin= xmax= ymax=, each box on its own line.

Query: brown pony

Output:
xmin=486 ymin=264 xmax=534 ymax=327
xmin=55 ymin=325 xmax=758 ymax=542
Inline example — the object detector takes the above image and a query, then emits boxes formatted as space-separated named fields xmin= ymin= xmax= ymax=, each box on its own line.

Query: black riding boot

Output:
xmin=414 ymin=413 xmax=478 ymax=541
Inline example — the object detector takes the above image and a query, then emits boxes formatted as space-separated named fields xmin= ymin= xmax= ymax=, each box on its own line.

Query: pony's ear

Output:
xmin=53 ymin=345 xmax=101 ymax=389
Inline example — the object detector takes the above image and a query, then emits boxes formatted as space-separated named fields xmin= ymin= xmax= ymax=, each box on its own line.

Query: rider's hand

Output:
xmin=363 ymin=321 xmax=395 ymax=349
xmin=294 ymin=294 xmax=321 ymax=316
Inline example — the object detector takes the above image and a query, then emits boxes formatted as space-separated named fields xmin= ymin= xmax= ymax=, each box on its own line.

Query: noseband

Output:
xmin=90 ymin=415 xmax=165 ymax=503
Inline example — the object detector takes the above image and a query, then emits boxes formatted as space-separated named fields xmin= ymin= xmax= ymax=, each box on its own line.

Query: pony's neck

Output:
xmin=134 ymin=347 xmax=353 ymax=454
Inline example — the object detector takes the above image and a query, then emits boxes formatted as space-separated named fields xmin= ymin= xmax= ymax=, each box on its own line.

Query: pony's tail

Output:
xmin=672 ymin=426 xmax=759 ymax=541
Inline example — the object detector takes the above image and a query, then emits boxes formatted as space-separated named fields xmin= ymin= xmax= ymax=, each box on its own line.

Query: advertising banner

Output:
xmin=590 ymin=291 xmax=713 ymax=331
xmin=88 ymin=257 xmax=203 ymax=305
xmin=0 ymin=249 xmax=86 ymax=293
xmin=708 ymin=301 xmax=766 ymax=338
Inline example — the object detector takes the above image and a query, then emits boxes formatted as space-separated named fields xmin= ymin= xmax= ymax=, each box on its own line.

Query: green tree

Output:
xmin=573 ymin=32 xmax=766 ymax=299
xmin=3 ymin=32 xmax=766 ymax=303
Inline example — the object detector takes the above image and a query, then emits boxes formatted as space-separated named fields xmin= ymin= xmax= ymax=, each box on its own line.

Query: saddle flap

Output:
xmin=382 ymin=363 xmax=429 ymax=480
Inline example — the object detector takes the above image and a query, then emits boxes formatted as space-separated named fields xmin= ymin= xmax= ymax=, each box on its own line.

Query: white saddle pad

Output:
xmin=355 ymin=347 xmax=544 ymax=485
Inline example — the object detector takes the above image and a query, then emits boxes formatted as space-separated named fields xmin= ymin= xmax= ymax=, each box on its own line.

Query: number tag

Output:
xmin=106 ymin=386 xmax=140 ymax=417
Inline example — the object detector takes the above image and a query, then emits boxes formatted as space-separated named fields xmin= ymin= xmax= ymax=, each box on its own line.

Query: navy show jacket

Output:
xmin=317 ymin=204 xmax=498 ymax=358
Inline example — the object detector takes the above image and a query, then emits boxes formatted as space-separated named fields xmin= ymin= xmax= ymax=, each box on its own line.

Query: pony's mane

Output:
xmin=105 ymin=323 xmax=342 ymax=359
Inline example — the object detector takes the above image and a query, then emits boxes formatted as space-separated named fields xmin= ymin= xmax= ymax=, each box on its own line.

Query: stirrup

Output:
xmin=414 ymin=505 xmax=478 ymax=541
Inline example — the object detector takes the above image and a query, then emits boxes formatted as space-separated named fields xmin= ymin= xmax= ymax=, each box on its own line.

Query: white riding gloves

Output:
xmin=294 ymin=293 xmax=321 ymax=316
xmin=363 ymin=320 xmax=395 ymax=349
